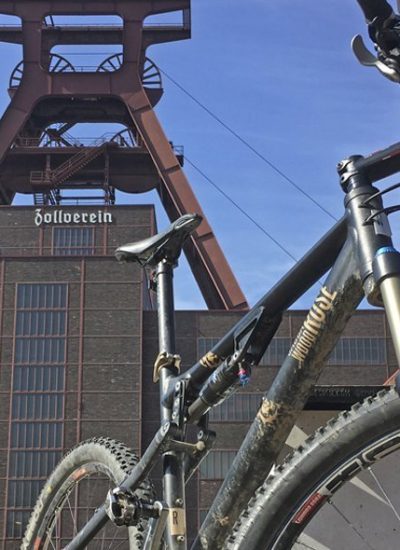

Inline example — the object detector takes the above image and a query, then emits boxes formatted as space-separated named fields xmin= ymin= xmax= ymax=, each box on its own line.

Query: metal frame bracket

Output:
xmin=153 ymin=352 xmax=181 ymax=383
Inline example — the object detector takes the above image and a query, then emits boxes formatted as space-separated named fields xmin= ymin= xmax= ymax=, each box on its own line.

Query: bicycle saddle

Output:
xmin=115 ymin=213 xmax=202 ymax=267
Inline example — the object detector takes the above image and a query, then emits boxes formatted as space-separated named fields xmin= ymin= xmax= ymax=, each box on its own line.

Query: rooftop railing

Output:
xmin=0 ymin=22 xmax=187 ymax=29
xmin=13 ymin=134 xmax=184 ymax=155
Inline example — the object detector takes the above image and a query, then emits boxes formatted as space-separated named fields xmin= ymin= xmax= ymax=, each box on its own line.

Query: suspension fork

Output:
xmin=374 ymin=251 xmax=400 ymax=365
xmin=339 ymin=156 xmax=400 ymax=367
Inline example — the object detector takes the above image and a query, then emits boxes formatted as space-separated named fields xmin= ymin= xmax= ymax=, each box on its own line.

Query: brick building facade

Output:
xmin=0 ymin=205 xmax=395 ymax=547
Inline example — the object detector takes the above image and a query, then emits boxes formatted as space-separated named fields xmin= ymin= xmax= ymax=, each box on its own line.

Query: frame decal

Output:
xmin=289 ymin=287 xmax=337 ymax=363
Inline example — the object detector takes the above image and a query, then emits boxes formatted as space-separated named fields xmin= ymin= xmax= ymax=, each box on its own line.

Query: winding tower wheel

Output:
xmin=9 ymin=54 xmax=75 ymax=93
xmin=110 ymin=128 xmax=139 ymax=148
xmin=10 ymin=56 xmax=77 ymax=149
xmin=0 ymin=0 xmax=248 ymax=311
xmin=96 ymin=53 xmax=124 ymax=73
xmin=97 ymin=55 xmax=163 ymax=105
xmin=48 ymin=54 xmax=75 ymax=74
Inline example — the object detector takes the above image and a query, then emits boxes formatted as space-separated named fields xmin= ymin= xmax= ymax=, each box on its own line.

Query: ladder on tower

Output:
xmin=30 ymin=143 xmax=110 ymax=188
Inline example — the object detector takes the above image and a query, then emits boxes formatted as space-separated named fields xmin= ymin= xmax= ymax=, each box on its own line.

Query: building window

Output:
xmin=17 ymin=283 xmax=67 ymax=309
xmin=52 ymin=227 xmax=95 ymax=256
xmin=198 ymin=337 xmax=220 ymax=360
xmin=328 ymin=337 xmax=386 ymax=365
xmin=209 ymin=393 xmax=262 ymax=422
xmin=260 ymin=338 xmax=291 ymax=365
xmin=199 ymin=451 xmax=237 ymax=479
xmin=198 ymin=337 xmax=291 ymax=367
xmin=7 ymin=283 xmax=67 ymax=538
xmin=198 ymin=336 xmax=386 ymax=367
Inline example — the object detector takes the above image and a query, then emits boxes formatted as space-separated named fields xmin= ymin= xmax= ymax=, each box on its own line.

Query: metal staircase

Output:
xmin=30 ymin=143 xmax=109 ymax=188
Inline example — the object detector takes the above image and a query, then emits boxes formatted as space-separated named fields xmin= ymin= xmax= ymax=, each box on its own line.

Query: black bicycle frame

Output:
xmin=195 ymin=147 xmax=400 ymax=549
xmin=65 ymin=141 xmax=400 ymax=550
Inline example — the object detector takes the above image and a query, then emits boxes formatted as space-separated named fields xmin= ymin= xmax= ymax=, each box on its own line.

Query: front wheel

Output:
xmin=22 ymin=437 xmax=154 ymax=550
xmin=225 ymin=388 xmax=400 ymax=550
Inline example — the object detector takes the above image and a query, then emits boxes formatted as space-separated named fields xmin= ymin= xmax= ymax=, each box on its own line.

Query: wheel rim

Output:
xmin=35 ymin=462 xmax=135 ymax=550
xmin=273 ymin=429 xmax=400 ymax=550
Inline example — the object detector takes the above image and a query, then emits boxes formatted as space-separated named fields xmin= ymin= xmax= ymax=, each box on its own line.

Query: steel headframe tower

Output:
xmin=0 ymin=0 xmax=248 ymax=310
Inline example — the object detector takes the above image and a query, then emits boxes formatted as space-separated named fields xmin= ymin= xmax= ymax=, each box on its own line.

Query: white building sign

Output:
xmin=34 ymin=209 xmax=113 ymax=227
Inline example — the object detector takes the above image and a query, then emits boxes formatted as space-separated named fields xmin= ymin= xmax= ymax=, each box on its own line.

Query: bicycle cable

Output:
xmin=185 ymin=156 xmax=298 ymax=262
xmin=160 ymin=67 xmax=338 ymax=222
xmin=185 ymin=156 xmax=328 ymax=289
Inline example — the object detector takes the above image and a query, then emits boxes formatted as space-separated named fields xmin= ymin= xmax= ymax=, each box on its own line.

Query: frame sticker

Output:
xmin=372 ymin=210 xmax=392 ymax=237
xmin=169 ymin=508 xmax=186 ymax=536
xmin=289 ymin=287 xmax=337 ymax=363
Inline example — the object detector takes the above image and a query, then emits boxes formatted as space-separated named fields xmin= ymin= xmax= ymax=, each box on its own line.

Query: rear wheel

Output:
xmin=225 ymin=389 xmax=400 ymax=550
xmin=22 ymin=437 xmax=154 ymax=549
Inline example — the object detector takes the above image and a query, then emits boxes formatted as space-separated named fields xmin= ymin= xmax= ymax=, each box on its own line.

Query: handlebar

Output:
xmin=352 ymin=0 xmax=400 ymax=84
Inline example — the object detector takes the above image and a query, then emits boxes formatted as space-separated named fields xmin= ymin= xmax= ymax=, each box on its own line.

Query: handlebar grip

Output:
xmin=356 ymin=0 xmax=393 ymax=21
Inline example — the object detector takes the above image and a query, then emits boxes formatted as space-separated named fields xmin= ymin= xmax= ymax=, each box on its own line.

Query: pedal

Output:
xmin=105 ymin=488 xmax=159 ymax=527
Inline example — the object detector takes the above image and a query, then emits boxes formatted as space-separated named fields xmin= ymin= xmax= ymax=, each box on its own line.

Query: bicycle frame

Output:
xmin=65 ymin=142 xmax=400 ymax=550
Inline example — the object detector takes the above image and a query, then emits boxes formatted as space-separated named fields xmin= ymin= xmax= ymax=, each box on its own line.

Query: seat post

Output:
xmin=156 ymin=258 xmax=187 ymax=550
xmin=156 ymin=258 xmax=176 ymax=367
xmin=155 ymin=257 xmax=177 ymax=420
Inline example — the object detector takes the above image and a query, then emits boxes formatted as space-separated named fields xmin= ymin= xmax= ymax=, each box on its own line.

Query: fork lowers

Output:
xmin=373 ymin=247 xmax=400 ymax=366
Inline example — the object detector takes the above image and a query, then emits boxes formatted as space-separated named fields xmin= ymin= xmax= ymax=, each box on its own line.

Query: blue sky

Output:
xmin=2 ymin=1 xmax=400 ymax=309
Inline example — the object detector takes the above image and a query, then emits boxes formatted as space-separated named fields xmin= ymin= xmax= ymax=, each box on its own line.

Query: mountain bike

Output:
xmin=21 ymin=1 xmax=400 ymax=548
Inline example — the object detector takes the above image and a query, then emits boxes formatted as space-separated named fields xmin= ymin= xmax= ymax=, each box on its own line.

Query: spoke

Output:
xmin=143 ymin=64 xmax=154 ymax=74
xmin=100 ymin=521 xmax=107 ymax=550
xmin=367 ymin=467 xmax=400 ymax=523
xmin=296 ymin=544 xmax=324 ymax=550
xmin=112 ymin=537 xmax=129 ymax=550
xmin=328 ymin=500 xmax=376 ymax=550
xmin=52 ymin=57 xmax=62 ymax=72
xmin=55 ymin=506 xmax=61 ymax=549
xmin=296 ymin=533 xmax=332 ymax=550
xmin=350 ymin=476 xmax=389 ymax=506
xmin=106 ymin=526 xmax=117 ymax=549
xmin=67 ymin=494 xmax=78 ymax=536
xmin=144 ymin=71 xmax=159 ymax=80
xmin=48 ymin=534 xmax=56 ymax=550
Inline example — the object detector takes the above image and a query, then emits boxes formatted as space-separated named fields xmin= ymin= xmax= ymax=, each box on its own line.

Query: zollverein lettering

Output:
xmin=34 ymin=209 xmax=113 ymax=227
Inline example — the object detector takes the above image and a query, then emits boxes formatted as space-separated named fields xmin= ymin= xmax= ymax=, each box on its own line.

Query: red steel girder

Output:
xmin=0 ymin=0 xmax=248 ymax=310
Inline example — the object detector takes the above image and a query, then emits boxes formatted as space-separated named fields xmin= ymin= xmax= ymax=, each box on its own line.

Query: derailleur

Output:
xmin=106 ymin=487 xmax=160 ymax=527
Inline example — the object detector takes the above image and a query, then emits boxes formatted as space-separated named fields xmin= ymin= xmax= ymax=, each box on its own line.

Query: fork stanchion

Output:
xmin=373 ymin=247 xmax=400 ymax=366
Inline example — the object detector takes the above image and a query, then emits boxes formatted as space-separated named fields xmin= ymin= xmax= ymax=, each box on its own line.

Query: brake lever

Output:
xmin=352 ymin=34 xmax=400 ymax=83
